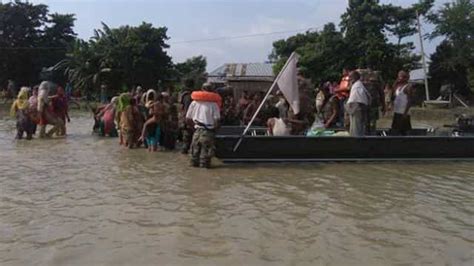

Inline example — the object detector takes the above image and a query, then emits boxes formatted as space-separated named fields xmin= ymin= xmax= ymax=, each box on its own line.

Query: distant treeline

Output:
xmin=0 ymin=0 xmax=472 ymax=97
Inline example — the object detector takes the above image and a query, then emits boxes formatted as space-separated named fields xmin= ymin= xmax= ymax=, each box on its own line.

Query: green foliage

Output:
xmin=270 ymin=0 xmax=434 ymax=85
xmin=174 ymin=55 xmax=207 ymax=90
xmin=54 ymin=40 xmax=101 ymax=94
xmin=56 ymin=22 xmax=172 ymax=94
xmin=428 ymin=0 xmax=473 ymax=94
xmin=270 ymin=31 xmax=320 ymax=76
xmin=340 ymin=0 xmax=433 ymax=80
xmin=429 ymin=41 xmax=469 ymax=96
xmin=0 ymin=0 xmax=76 ymax=86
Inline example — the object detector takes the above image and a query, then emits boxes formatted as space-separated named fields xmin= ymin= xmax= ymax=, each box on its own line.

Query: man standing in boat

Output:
xmin=346 ymin=71 xmax=370 ymax=136
xmin=391 ymin=70 xmax=413 ymax=135
xmin=186 ymin=83 xmax=221 ymax=168
xmin=334 ymin=68 xmax=351 ymax=127
xmin=364 ymin=70 xmax=386 ymax=134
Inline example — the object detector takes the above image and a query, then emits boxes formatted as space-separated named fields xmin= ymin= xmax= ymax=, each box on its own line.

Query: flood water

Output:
xmin=0 ymin=110 xmax=473 ymax=265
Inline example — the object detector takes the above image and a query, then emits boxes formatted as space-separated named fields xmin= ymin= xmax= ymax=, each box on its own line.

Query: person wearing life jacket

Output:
xmin=334 ymin=68 xmax=351 ymax=99
xmin=334 ymin=68 xmax=351 ymax=127
xmin=186 ymin=83 xmax=221 ymax=168
xmin=391 ymin=70 xmax=413 ymax=136
xmin=191 ymin=88 xmax=222 ymax=109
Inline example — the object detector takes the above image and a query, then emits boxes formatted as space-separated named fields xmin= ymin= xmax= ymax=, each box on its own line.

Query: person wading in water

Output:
xmin=179 ymin=79 xmax=195 ymax=154
xmin=37 ymin=81 xmax=63 ymax=138
xmin=185 ymin=83 xmax=221 ymax=168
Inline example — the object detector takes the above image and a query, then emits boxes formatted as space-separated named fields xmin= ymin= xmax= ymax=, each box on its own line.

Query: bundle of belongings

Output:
xmin=306 ymin=118 xmax=332 ymax=136
xmin=305 ymin=117 xmax=350 ymax=137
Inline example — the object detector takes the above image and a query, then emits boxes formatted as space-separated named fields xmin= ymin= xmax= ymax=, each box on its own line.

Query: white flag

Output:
xmin=276 ymin=52 xmax=300 ymax=114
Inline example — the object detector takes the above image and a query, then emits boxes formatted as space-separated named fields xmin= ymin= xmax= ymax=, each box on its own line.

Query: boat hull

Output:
xmin=215 ymin=135 xmax=474 ymax=162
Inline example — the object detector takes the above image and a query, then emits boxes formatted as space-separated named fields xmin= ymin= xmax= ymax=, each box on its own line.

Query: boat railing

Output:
xmin=217 ymin=126 xmax=437 ymax=137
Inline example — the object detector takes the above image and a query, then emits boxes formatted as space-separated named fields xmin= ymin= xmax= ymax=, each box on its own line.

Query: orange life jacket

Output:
xmin=336 ymin=75 xmax=350 ymax=99
xmin=191 ymin=91 xmax=222 ymax=109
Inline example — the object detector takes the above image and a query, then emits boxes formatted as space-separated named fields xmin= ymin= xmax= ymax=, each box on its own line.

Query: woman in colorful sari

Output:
xmin=116 ymin=93 xmax=131 ymax=146
xmin=28 ymin=86 xmax=39 ymax=135
xmin=161 ymin=92 xmax=178 ymax=150
xmin=95 ymin=96 xmax=118 ymax=137
xmin=139 ymin=101 xmax=165 ymax=152
xmin=51 ymin=86 xmax=70 ymax=136
xmin=117 ymin=93 xmax=142 ymax=148
xmin=37 ymin=81 xmax=63 ymax=138
xmin=144 ymin=89 xmax=157 ymax=109
xmin=10 ymin=87 xmax=35 ymax=140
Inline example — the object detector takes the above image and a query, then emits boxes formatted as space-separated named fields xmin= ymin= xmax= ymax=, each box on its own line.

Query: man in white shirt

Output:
xmin=186 ymin=83 xmax=221 ymax=168
xmin=346 ymin=71 xmax=370 ymax=136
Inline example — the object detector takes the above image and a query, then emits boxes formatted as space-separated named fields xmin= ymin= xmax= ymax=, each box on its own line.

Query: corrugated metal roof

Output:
xmin=209 ymin=63 xmax=274 ymax=77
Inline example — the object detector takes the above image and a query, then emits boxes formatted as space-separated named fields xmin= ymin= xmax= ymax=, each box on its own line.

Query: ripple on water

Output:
xmin=0 ymin=113 xmax=473 ymax=265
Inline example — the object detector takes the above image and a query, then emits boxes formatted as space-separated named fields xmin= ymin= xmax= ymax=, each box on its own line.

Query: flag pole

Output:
xmin=416 ymin=10 xmax=430 ymax=101
xmin=232 ymin=52 xmax=297 ymax=152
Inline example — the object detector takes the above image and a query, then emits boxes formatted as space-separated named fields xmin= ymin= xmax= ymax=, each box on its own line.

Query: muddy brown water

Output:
xmin=0 ymin=109 xmax=473 ymax=265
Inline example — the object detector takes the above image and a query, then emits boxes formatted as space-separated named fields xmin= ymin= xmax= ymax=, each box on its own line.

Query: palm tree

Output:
xmin=53 ymin=40 xmax=110 ymax=97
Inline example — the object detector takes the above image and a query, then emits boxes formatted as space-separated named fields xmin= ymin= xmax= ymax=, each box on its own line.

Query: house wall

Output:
xmin=228 ymin=80 xmax=273 ymax=99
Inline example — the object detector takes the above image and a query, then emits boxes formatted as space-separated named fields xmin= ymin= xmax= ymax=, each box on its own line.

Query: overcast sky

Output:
xmin=30 ymin=0 xmax=449 ymax=71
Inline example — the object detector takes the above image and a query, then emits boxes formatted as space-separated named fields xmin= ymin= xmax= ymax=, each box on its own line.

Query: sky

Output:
xmin=29 ymin=0 xmax=450 ymax=71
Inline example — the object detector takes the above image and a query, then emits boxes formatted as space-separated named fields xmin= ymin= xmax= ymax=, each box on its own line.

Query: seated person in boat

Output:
xmin=321 ymin=94 xmax=340 ymax=129
xmin=267 ymin=107 xmax=290 ymax=136
xmin=274 ymin=90 xmax=289 ymax=119
xmin=286 ymin=111 xmax=310 ymax=135
xmin=242 ymin=92 xmax=264 ymax=126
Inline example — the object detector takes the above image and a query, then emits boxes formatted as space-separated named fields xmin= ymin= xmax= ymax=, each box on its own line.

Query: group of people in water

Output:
xmin=91 ymin=81 xmax=221 ymax=168
xmin=10 ymin=81 xmax=69 ymax=140
xmin=8 ymin=68 xmax=414 ymax=168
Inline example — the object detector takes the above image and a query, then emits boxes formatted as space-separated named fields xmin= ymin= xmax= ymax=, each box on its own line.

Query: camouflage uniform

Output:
xmin=181 ymin=125 xmax=194 ymax=153
xmin=365 ymin=71 xmax=384 ymax=134
xmin=179 ymin=90 xmax=193 ymax=154
xmin=357 ymin=69 xmax=384 ymax=135
xmin=190 ymin=128 xmax=215 ymax=168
